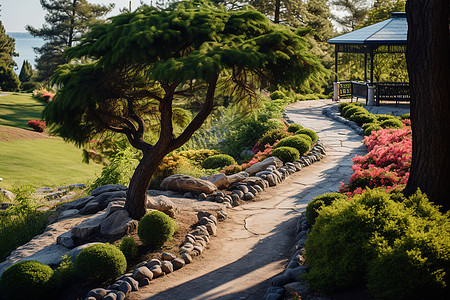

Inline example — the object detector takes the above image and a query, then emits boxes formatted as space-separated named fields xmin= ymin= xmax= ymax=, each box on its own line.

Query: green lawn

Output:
xmin=0 ymin=137 xmax=102 ymax=190
xmin=0 ymin=93 xmax=47 ymax=129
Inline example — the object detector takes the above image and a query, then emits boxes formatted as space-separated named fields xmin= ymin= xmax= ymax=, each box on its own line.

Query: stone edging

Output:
xmin=321 ymin=106 xmax=364 ymax=136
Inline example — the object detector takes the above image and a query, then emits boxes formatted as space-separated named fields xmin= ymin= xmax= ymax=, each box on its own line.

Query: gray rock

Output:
xmin=161 ymin=252 xmax=176 ymax=261
xmin=295 ymin=230 xmax=308 ymax=241
xmin=197 ymin=193 xmax=207 ymax=201
xmin=71 ymin=212 xmax=107 ymax=241
xmin=56 ymin=231 xmax=75 ymax=248
xmin=234 ymin=185 xmax=248 ymax=194
xmin=180 ymin=242 xmax=194 ymax=254
xmin=183 ymin=191 xmax=193 ymax=198
xmin=285 ymin=265 xmax=308 ymax=281
xmin=266 ymin=174 xmax=277 ymax=187
xmin=265 ymin=293 xmax=284 ymax=300
xmin=91 ymin=185 xmax=127 ymax=197
xmin=231 ymin=189 xmax=244 ymax=199
xmin=253 ymin=185 xmax=263 ymax=193
xmin=244 ymin=192 xmax=255 ymax=200
xmin=247 ymin=185 xmax=258 ymax=194
xmin=104 ymin=293 xmax=117 ymax=300
xmin=138 ymin=278 xmax=151 ymax=287
xmin=161 ymin=261 xmax=173 ymax=273
xmin=245 ymin=157 xmax=283 ymax=174
xmin=96 ymin=191 xmax=127 ymax=209
xmin=217 ymin=210 xmax=228 ymax=221
xmin=181 ymin=253 xmax=193 ymax=264
xmin=87 ymin=288 xmax=107 ymax=300
xmin=227 ymin=171 xmax=249 ymax=184
xmin=206 ymin=222 xmax=217 ymax=235
xmin=85 ymin=297 xmax=97 ymax=300
xmin=60 ymin=196 xmax=94 ymax=210
xmin=133 ymin=266 xmax=153 ymax=281
xmin=204 ymin=173 xmax=230 ymax=189
xmin=58 ymin=209 xmax=79 ymax=220
xmin=114 ymin=291 xmax=126 ymax=300
xmin=146 ymin=195 xmax=178 ymax=218
xmin=230 ymin=193 xmax=240 ymax=206
xmin=161 ymin=174 xmax=218 ymax=194
xmin=100 ymin=209 xmax=137 ymax=236
xmin=118 ymin=281 xmax=132 ymax=295
xmin=106 ymin=200 xmax=125 ymax=216
xmin=283 ymin=281 xmax=309 ymax=297
xmin=122 ymin=276 xmax=139 ymax=291
xmin=67 ymin=242 xmax=103 ymax=263
xmin=80 ymin=201 xmax=101 ymax=215
xmin=198 ymin=217 xmax=213 ymax=226
xmin=146 ymin=259 xmax=161 ymax=268
xmin=149 ymin=265 xmax=163 ymax=278
xmin=172 ymin=257 xmax=185 ymax=270
xmin=271 ymin=274 xmax=292 ymax=287
xmin=267 ymin=286 xmax=285 ymax=294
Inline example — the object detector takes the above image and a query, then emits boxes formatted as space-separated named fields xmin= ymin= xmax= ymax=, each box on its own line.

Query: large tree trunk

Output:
xmin=274 ymin=0 xmax=281 ymax=23
xmin=404 ymin=0 xmax=450 ymax=211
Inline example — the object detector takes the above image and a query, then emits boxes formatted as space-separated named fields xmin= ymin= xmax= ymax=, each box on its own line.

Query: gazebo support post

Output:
xmin=364 ymin=51 xmax=368 ymax=82
xmin=367 ymin=48 xmax=376 ymax=106
xmin=333 ymin=47 xmax=339 ymax=101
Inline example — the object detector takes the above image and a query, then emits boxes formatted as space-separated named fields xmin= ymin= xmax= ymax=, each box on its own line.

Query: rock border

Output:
xmin=321 ymin=106 xmax=364 ymax=135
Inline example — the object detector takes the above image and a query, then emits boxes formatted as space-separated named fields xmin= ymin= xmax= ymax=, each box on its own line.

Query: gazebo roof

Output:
xmin=328 ymin=12 xmax=407 ymax=45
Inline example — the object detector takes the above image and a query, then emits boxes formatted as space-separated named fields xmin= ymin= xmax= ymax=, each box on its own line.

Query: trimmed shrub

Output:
xmin=52 ymin=255 xmax=75 ymax=289
xmin=272 ymin=146 xmax=300 ymax=163
xmin=349 ymin=112 xmax=377 ymax=124
xmin=75 ymin=243 xmax=126 ymax=283
xmin=364 ymin=124 xmax=382 ymax=136
xmin=270 ymin=90 xmax=286 ymax=100
xmin=275 ymin=136 xmax=311 ymax=156
xmin=339 ymin=102 xmax=363 ymax=113
xmin=296 ymin=133 xmax=313 ymax=143
xmin=223 ymin=164 xmax=245 ymax=175
xmin=287 ymin=123 xmax=303 ymax=133
xmin=362 ymin=122 xmax=379 ymax=130
xmin=341 ymin=103 xmax=363 ymax=116
xmin=0 ymin=260 xmax=53 ymax=299
xmin=305 ymin=192 xmax=348 ymax=225
xmin=259 ymin=128 xmax=290 ymax=147
xmin=178 ymin=149 xmax=220 ymax=166
xmin=27 ymin=120 xmax=46 ymax=132
xmin=379 ymin=118 xmax=403 ymax=129
xmin=119 ymin=236 xmax=138 ymax=260
xmin=400 ymin=113 xmax=410 ymax=120
xmin=138 ymin=211 xmax=176 ymax=248
xmin=202 ymin=154 xmax=236 ymax=169
xmin=343 ymin=106 xmax=366 ymax=118
xmin=376 ymin=114 xmax=397 ymax=121
xmin=295 ymin=128 xmax=318 ymax=143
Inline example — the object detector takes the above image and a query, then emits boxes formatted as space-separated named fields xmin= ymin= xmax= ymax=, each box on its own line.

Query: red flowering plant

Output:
xmin=340 ymin=122 xmax=412 ymax=197
xmin=27 ymin=120 xmax=46 ymax=133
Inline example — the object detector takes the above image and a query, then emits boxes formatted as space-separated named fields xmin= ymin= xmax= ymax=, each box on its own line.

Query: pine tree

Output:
xmin=0 ymin=21 xmax=18 ymax=68
xmin=331 ymin=0 xmax=371 ymax=31
xmin=19 ymin=60 xmax=33 ymax=83
xmin=0 ymin=65 xmax=20 ymax=92
xmin=44 ymin=1 xmax=326 ymax=219
xmin=26 ymin=0 xmax=114 ymax=82
xmin=359 ymin=0 xmax=406 ymax=28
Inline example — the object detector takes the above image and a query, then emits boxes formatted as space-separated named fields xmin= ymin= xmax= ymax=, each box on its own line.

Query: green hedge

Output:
xmin=272 ymin=146 xmax=300 ymax=163
xmin=202 ymin=154 xmax=236 ymax=169
xmin=275 ymin=136 xmax=311 ymax=155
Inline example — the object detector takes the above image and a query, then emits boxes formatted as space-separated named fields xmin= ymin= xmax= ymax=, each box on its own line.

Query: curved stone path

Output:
xmin=130 ymin=100 xmax=368 ymax=300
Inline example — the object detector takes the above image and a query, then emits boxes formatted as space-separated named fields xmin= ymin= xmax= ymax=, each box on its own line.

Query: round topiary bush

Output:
xmin=275 ymin=136 xmax=311 ymax=155
xmin=202 ymin=154 xmax=236 ymax=169
xmin=287 ymin=123 xmax=303 ymax=133
xmin=75 ymin=243 xmax=126 ymax=283
xmin=379 ymin=118 xmax=403 ymax=129
xmin=349 ymin=112 xmax=377 ymax=125
xmin=400 ymin=113 xmax=410 ymax=120
xmin=138 ymin=211 xmax=177 ymax=248
xmin=295 ymin=128 xmax=318 ymax=143
xmin=259 ymin=128 xmax=290 ymax=147
xmin=305 ymin=192 xmax=348 ymax=225
xmin=272 ymin=146 xmax=300 ymax=163
xmin=0 ymin=260 xmax=53 ymax=299
xmin=119 ymin=236 xmax=138 ymax=260
xmin=341 ymin=102 xmax=363 ymax=116
xmin=364 ymin=124 xmax=383 ymax=136
xmin=344 ymin=106 xmax=366 ymax=119
xmin=295 ymin=133 xmax=313 ymax=143
xmin=362 ymin=122 xmax=379 ymax=130
xmin=376 ymin=114 xmax=397 ymax=121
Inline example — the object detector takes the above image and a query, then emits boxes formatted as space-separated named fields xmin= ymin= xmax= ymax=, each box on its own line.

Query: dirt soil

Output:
xmin=0 ymin=126 xmax=49 ymax=142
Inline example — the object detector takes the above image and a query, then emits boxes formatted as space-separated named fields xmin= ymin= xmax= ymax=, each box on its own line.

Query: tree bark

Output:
xmin=274 ymin=0 xmax=281 ymax=23
xmin=404 ymin=0 xmax=450 ymax=211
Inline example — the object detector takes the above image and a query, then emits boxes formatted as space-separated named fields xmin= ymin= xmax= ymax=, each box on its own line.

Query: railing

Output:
xmin=375 ymin=82 xmax=411 ymax=106
xmin=338 ymin=81 xmax=368 ymax=102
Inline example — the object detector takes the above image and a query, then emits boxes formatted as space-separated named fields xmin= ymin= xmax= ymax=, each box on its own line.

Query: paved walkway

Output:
xmin=130 ymin=100 xmax=374 ymax=300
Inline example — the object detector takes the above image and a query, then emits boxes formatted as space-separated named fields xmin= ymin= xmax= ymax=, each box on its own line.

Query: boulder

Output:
xmin=245 ymin=157 xmax=283 ymax=174
xmin=56 ymin=231 xmax=75 ymax=248
xmin=91 ymin=185 xmax=127 ymax=197
xmin=95 ymin=191 xmax=127 ymax=209
xmin=146 ymin=259 xmax=162 ymax=268
xmin=161 ymin=174 xmax=217 ymax=194
xmin=133 ymin=266 xmax=153 ymax=281
xmin=80 ymin=201 xmax=101 ymax=215
xmin=118 ymin=281 xmax=132 ymax=295
xmin=58 ymin=209 xmax=79 ymax=220
xmin=149 ymin=265 xmax=163 ymax=278
xmin=100 ymin=210 xmax=138 ymax=236
xmin=71 ymin=212 xmax=107 ymax=241
xmin=161 ymin=252 xmax=176 ymax=261
xmin=204 ymin=173 xmax=230 ymax=189
xmin=0 ymin=188 xmax=15 ymax=201
xmin=161 ymin=261 xmax=173 ymax=274
xmin=146 ymin=195 xmax=178 ymax=218
xmin=181 ymin=253 xmax=193 ymax=264
xmin=60 ymin=196 xmax=94 ymax=210
xmin=87 ymin=288 xmax=107 ymax=300
xmin=226 ymin=171 xmax=249 ymax=184
xmin=106 ymin=200 xmax=126 ymax=216
xmin=172 ymin=257 xmax=186 ymax=270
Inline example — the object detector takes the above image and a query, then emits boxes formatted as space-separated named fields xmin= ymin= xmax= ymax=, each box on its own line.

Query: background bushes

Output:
xmin=202 ymin=154 xmax=236 ymax=169
xmin=305 ymin=192 xmax=347 ymax=225
xmin=275 ymin=136 xmax=311 ymax=156
xmin=259 ymin=128 xmax=290 ymax=147
xmin=294 ymin=128 xmax=318 ymax=143
xmin=138 ymin=211 xmax=176 ymax=248
xmin=272 ymin=146 xmax=299 ymax=163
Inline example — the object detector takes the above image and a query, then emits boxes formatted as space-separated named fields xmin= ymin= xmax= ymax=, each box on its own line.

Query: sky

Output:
xmin=1 ymin=0 xmax=145 ymax=32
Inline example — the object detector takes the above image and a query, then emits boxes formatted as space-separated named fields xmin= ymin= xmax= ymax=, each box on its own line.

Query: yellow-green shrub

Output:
xmin=138 ymin=211 xmax=176 ymax=248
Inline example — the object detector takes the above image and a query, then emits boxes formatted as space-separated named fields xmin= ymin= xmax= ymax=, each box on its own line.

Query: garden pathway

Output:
xmin=130 ymin=100 xmax=371 ymax=300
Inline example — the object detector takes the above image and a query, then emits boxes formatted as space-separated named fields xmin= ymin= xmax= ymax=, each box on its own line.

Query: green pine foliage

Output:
xmin=0 ymin=21 xmax=18 ymax=69
xmin=18 ymin=60 xmax=33 ymax=83
xmin=0 ymin=64 xmax=20 ymax=91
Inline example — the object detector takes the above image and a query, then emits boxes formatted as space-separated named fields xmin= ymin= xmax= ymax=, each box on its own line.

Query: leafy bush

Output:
xmin=376 ymin=114 xmax=397 ymax=121
xmin=75 ymin=243 xmax=126 ymax=283
xmin=0 ymin=260 xmax=53 ymax=299
xmin=364 ymin=124 xmax=382 ymax=136
xmin=305 ymin=192 xmax=347 ymax=225
xmin=379 ymin=118 xmax=403 ymax=129
xmin=52 ymin=255 xmax=75 ymax=289
xmin=138 ymin=211 xmax=176 ymax=248
xmin=119 ymin=236 xmax=138 ymax=260
xmin=362 ymin=122 xmax=379 ymax=130
xmin=202 ymin=154 xmax=236 ymax=169
xmin=287 ymin=123 xmax=303 ymax=133
xmin=343 ymin=106 xmax=366 ymax=119
xmin=400 ymin=113 xmax=410 ymax=120
xmin=178 ymin=149 xmax=220 ymax=166
xmin=304 ymin=189 xmax=450 ymax=298
xmin=154 ymin=153 xmax=186 ymax=180
xmin=295 ymin=133 xmax=312 ymax=143
xmin=223 ymin=164 xmax=245 ymax=175
xmin=259 ymin=128 xmax=290 ymax=147
xmin=338 ymin=102 xmax=363 ymax=113
xmin=27 ymin=120 xmax=46 ymax=132
xmin=294 ymin=128 xmax=318 ymax=143
xmin=275 ymin=136 xmax=311 ymax=156
xmin=272 ymin=146 xmax=300 ymax=163
xmin=21 ymin=81 xmax=39 ymax=92
xmin=0 ymin=188 xmax=48 ymax=261
xmin=349 ymin=112 xmax=377 ymax=124
xmin=270 ymin=90 xmax=286 ymax=100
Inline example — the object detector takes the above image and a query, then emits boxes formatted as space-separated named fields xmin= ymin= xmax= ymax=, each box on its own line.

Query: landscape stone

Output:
xmin=198 ymin=216 xmax=213 ymax=226
xmin=265 ymin=293 xmax=284 ymax=300
xmin=122 ymin=276 xmax=139 ymax=291
xmin=106 ymin=200 xmax=126 ymax=216
xmin=91 ymin=185 xmax=127 ymax=197
xmin=58 ymin=209 xmax=79 ymax=220
xmin=114 ymin=291 xmax=126 ymax=300
xmin=60 ymin=196 xmax=94 ymax=210
xmin=100 ymin=209 xmax=137 ymax=236
xmin=161 ymin=174 xmax=218 ymax=194
xmin=245 ymin=157 xmax=283 ymax=174
xmin=204 ymin=173 xmax=230 ymax=189
xmin=104 ymin=293 xmax=117 ymax=300
xmin=87 ymin=288 xmax=107 ymax=300
xmin=181 ymin=253 xmax=193 ymax=264
xmin=80 ymin=201 xmax=101 ymax=215
xmin=247 ymin=186 xmax=258 ymax=194
xmin=138 ymin=278 xmax=151 ymax=287
xmin=96 ymin=191 xmax=127 ymax=209
xmin=161 ymin=260 xmax=174 ymax=273
xmin=231 ymin=189 xmax=244 ymax=199
xmin=56 ymin=231 xmax=75 ymax=248
xmin=283 ymin=281 xmax=309 ymax=297
xmin=230 ymin=193 xmax=240 ymax=206
xmin=146 ymin=195 xmax=178 ymax=218
xmin=244 ymin=192 xmax=255 ymax=200
xmin=285 ymin=265 xmax=308 ymax=280
xmin=172 ymin=257 xmax=186 ymax=270
xmin=118 ymin=281 xmax=132 ymax=295
xmin=71 ymin=211 xmax=107 ymax=242
xmin=217 ymin=210 xmax=228 ymax=221
xmin=197 ymin=193 xmax=207 ymax=201
xmin=133 ymin=266 xmax=153 ymax=281
xmin=271 ymin=274 xmax=292 ymax=287
xmin=149 ymin=265 xmax=163 ymax=278
xmin=235 ymin=185 xmax=248 ymax=194
xmin=146 ymin=259 xmax=162 ymax=268
xmin=206 ymin=222 xmax=217 ymax=235
xmin=161 ymin=252 xmax=176 ymax=261
xmin=227 ymin=171 xmax=249 ymax=184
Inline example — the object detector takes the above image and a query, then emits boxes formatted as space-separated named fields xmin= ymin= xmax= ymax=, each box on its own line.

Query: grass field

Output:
xmin=0 ymin=93 xmax=103 ymax=190
xmin=0 ymin=93 xmax=46 ymax=129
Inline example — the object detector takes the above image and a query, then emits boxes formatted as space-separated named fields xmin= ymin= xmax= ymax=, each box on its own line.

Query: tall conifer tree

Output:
xmin=26 ymin=0 xmax=114 ymax=82
xmin=19 ymin=60 xmax=34 ymax=83
xmin=0 ymin=21 xmax=18 ymax=68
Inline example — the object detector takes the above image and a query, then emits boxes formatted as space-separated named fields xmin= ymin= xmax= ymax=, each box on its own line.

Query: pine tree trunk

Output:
xmin=404 ymin=0 xmax=450 ymax=211
xmin=274 ymin=0 xmax=281 ymax=23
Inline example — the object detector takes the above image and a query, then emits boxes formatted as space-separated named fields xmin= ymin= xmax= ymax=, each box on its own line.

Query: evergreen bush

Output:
xmin=343 ymin=106 xmax=366 ymax=118
xmin=272 ymin=146 xmax=300 ymax=163
xmin=376 ymin=114 xmax=397 ymax=121
xmin=295 ymin=133 xmax=313 ymax=143
xmin=138 ymin=211 xmax=176 ymax=248
xmin=349 ymin=112 xmax=377 ymax=124
xmin=51 ymin=255 xmax=75 ymax=289
xmin=294 ymin=128 xmax=318 ymax=143
xmin=259 ymin=128 xmax=290 ymax=147
xmin=379 ymin=118 xmax=403 ymax=129
xmin=305 ymin=192 xmax=348 ymax=225
xmin=275 ymin=136 xmax=311 ymax=155
xmin=119 ymin=236 xmax=138 ymax=260
xmin=400 ymin=113 xmax=410 ymax=120
xmin=202 ymin=154 xmax=236 ymax=169
xmin=75 ymin=243 xmax=126 ymax=283
xmin=287 ymin=123 xmax=303 ymax=133
xmin=0 ymin=260 xmax=53 ymax=299
xmin=364 ymin=124 xmax=382 ymax=136
xmin=178 ymin=149 xmax=220 ymax=166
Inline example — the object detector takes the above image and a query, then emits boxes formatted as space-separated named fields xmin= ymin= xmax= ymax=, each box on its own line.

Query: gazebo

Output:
xmin=328 ymin=12 xmax=410 ymax=106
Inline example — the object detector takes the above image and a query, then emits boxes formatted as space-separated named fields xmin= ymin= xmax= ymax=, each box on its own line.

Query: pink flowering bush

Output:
xmin=340 ymin=122 xmax=412 ymax=197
